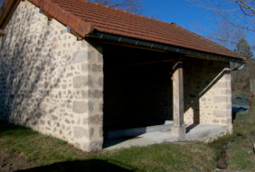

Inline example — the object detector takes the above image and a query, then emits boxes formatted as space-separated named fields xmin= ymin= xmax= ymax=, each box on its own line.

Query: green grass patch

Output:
xmin=208 ymin=111 xmax=255 ymax=172
xmin=0 ymin=121 xmax=215 ymax=172
xmin=0 ymin=110 xmax=255 ymax=171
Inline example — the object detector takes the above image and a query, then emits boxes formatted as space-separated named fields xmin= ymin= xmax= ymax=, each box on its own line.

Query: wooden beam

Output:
xmin=0 ymin=29 xmax=6 ymax=36
xmin=108 ymin=59 xmax=173 ymax=67
xmin=171 ymin=61 xmax=186 ymax=140
xmin=0 ymin=0 xmax=21 ymax=29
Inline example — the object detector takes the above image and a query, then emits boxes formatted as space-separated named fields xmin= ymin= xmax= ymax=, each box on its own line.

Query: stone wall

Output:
xmin=183 ymin=58 xmax=232 ymax=133
xmin=0 ymin=1 xmax=103 ymax=151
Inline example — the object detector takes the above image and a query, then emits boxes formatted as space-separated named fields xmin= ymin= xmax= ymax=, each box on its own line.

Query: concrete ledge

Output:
xmin=185 ymin=125 xmax=228 ymax=143
xmin=104 ymin=124 xmax=229 ymax=150
xmin=107 ymin=123 xmax=173 ymax=139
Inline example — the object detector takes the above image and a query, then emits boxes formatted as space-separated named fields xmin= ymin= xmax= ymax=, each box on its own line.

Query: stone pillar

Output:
xmin=171 ymin=61 xmax=185 ymax=140
xmin=212 ymin=68 xmax=232 ymax=134
xmin=225 ymin=69 xmax=233 ymax=134
xmin=72 ymin=42 xmax=104 ymax=152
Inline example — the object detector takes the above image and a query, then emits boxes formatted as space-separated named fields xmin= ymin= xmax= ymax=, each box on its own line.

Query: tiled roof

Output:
xmin=1 ymin=0 xmax=246 ymax=61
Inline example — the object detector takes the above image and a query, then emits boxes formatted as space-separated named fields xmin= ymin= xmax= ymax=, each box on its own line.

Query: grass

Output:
xmin=226 ymin=115 xmax=255 ymax=171
xmin=209 ymin=112 xmax=255 ymax=172
xmin=0 ymin=111 xmax=255 ymax=172
xmin=0 ymin=121 xmax=215 ymax=172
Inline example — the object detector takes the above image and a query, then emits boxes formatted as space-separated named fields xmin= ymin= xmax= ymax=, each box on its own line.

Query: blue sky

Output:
xmin=142 ymin=0 xmax=215 ymax=35
xmin=143 ymin=0 xmax=214 ymax=31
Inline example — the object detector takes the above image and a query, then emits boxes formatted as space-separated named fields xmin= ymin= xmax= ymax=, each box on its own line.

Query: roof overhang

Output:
xmin=86 ymin=32 xmax=247 ymax=64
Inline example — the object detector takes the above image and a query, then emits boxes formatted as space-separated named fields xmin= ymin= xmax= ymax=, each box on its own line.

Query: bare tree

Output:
xmin=88 ymin=0 xmax=144 ymax=14
xmin=234 ymin=0 xmax=255 ymax=16
xmin=187 ymin=0 xmax=255 ymax=92
xmin=207 ymin=18 xmax=246 ymax=50
xmin=187 ymin=0 xmax=255 ymax=32
xmin=231 ymin=38 xmax=254 ymax=91
xmin=187 ymin=0 xmax=255 ymax=52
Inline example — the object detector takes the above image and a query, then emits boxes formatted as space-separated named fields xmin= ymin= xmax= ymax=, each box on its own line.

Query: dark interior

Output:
xmin=103 ymin=44 xmax=175 ymax=133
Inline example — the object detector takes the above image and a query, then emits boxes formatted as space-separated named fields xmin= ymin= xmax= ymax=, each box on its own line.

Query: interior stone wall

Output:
xmin=183 ymin=58 xmax=232 ymax=132
xmin=0 ymin=1 xmax=103 ymax=151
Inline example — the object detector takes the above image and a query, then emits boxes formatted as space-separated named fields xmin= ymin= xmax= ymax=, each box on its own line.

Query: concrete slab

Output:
xmin=104 ymin=124 xmax=228 ymax=150
xmin=186 ymin=124 xmax=228 ymax=143
xmin=107 ymin=122 xmax=173 ymax=139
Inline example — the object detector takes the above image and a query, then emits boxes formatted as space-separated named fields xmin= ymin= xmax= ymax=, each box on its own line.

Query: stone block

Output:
xmin=73 ymin=126 xmax=88 ymax=138
xmin=88 ymin=101 xmax=94 ymax=112
xmin=98 ymin=77 xmax=103 ymax=87
xmin=89 ymin=64 xmax=103 ymax=73
xmin=214 ymin=82 xmax=226 ymax=88
xmin=90 ymin=128 xmax=94 ymax=138
xmin=89 ymin=115 xmax=103 ymax=124
xmin=82 ymin=90 xmax=88 ymax=99
xmin=73 ymin=75 xmax=87 ymax=88
xmin=87 ymin=51 xmax=94 ymax=61
xmin=73 ymin=50 xmax=87 ymax=63
xmin=88 ymin=75 xmax=94 ymax=87
xmin=73 ymin=101 xmax=87 ymax=113
xmin=82 ymin=141 xmax=103 ymax=152
xmin=213 ymin=96 xmax=227 ymax=103
xmin=88 ymin=90 xmax=103 ymax=99
xmin=213 ymin=110 xmax=226 ymax=117
xmin=224 ymin=74 xmax=231 ymax=81
xmin=213 ymin=119 xmax=219 ymax=124
xmin=221 ymin=89 xmax=231 ymax=95
xmin=81 ymin=63 xmax=88 ymax=72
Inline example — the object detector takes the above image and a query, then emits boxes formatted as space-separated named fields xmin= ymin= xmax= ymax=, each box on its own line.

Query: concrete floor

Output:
xmin=103 ymin=124 xmax=228 ymax=150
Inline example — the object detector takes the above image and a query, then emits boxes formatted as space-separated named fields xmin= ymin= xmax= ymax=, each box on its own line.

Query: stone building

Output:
xmin=0 ymin=0 xmax=246 ymax=151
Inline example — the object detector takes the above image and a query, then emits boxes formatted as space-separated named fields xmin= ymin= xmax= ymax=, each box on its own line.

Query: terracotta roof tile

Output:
xmin=26 ymin=0 xmax=245 ymax=60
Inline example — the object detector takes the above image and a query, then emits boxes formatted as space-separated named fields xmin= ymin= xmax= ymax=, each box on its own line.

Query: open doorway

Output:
xmin=103 ymin=44 xmax=175 ymax=146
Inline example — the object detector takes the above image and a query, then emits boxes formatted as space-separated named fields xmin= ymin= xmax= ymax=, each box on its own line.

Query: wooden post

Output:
xmin=249 ymin=80 xmax=255 ymax=124
xmin=171 ymin=61 xmax=185 ymax=140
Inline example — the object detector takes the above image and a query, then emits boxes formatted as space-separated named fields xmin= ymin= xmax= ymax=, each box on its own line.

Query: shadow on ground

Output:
xmin=0 ymin=120 xmax=25 ymax=132
xmin=15 ymin=159 xmax=136 ymax=172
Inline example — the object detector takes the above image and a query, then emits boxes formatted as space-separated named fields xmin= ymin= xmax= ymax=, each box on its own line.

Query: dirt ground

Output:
xmin=0 ymin=150 xmax=36 ymax=172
